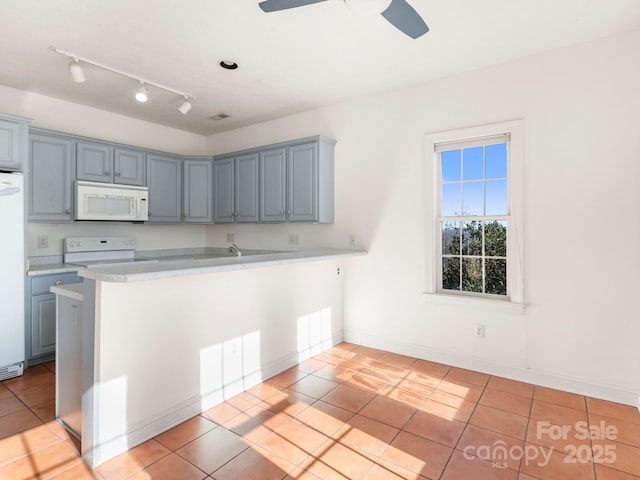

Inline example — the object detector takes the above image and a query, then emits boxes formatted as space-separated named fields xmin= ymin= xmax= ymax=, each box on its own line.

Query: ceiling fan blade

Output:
xmin=381 ymin=0 xmax=429 ymax=39
xmin=259 ymin=0 xmax=329 ymax=12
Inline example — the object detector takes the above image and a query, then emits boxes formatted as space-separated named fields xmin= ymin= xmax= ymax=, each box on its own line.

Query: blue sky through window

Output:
xmin=441 ymin=143 xmax=507 ymax=216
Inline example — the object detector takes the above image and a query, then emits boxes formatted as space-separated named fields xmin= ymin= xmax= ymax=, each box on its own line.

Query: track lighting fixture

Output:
xmin=178 ymin=96 xmax=192 ymax=115
xmin=49 ymin=46 xmax=195 ymax=114
xmin=135 ymin=83 xmax=148 ymax=103
xmin=68 ymin=59 xmax=85 ymax=83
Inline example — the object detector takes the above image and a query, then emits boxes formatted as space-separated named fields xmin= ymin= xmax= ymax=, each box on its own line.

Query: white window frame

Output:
xmin=424 ymin=120 xmax=525 ymax=313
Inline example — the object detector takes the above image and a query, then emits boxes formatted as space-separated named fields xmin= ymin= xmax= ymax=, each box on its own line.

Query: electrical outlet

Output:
xmin=288 ymin=233 xmax=299 ymax=246
xmin=474 ymin=324 xmax=485 ymax=338
xmin=226 ymin=233 xmax=235 ymax=243
xmin=349 ymin=235 xmax=358 ymax=247
xmin=37 ymin=235 xmax=48 ymax=249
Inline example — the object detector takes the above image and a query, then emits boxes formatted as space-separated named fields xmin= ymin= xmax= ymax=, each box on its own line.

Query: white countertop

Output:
xmin=50 ymin=282 xmax=84 ymax=301
xmin=77 ymin=249 xmax=366 ymax=283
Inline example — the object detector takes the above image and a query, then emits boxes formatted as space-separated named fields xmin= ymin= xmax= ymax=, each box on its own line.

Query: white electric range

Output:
xmin=63 ymin=236 xmax=157 ymax=267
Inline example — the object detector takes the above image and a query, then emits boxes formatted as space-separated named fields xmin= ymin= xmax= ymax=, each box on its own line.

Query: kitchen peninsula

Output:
xmin=53 ymin=249 xmax=365 ymax=467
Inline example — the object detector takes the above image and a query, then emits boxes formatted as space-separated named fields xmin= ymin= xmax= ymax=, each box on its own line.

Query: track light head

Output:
xmin=68 ymin=59 xmax=85 ymax=83
xmin=135 ymin=83 xmax=148 ymax=103
xmin=178 ymin=96 xmax=192 ymax=115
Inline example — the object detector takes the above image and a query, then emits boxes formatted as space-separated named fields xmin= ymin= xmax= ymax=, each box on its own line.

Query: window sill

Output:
xmin=422 ymin=292 xmax=526 ymax=315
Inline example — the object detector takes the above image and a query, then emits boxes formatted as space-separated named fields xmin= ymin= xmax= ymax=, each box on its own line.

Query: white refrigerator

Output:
xmin=0 ymin=172 xmax=25 ymax=380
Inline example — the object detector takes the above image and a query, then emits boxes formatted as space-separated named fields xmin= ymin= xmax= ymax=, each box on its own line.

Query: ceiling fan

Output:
xmin=258 ymin=0 xmax=429 ymax=39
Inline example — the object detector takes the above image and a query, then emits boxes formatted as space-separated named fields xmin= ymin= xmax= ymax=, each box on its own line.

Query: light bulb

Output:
xmin=135 ymin=84 xmax=148 ymax=102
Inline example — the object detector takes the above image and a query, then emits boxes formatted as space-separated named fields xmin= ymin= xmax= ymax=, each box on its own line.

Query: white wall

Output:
xmin=0 ymin=84 xmax=209 ymax=256
xmin=206 ymin=30 xmax=640 ymax=406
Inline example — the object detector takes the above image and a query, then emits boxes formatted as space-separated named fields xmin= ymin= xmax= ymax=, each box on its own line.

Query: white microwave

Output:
xmin=75 ymin=181 xmax=148 ymax=221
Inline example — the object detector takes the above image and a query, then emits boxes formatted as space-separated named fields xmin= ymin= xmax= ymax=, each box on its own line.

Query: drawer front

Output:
xmin=31 ymin=273 xmax=82 ymax=295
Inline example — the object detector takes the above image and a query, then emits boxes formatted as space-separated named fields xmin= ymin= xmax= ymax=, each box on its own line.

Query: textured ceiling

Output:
xmin=1 ymin=0 xmax=639 ymax=135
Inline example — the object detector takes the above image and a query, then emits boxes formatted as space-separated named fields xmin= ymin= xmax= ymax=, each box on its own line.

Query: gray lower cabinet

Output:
xmin=77 ymin=141 xmax=145 ymax=185
xmin=259 ymin=137 xmax=335 ymax=223
xmin=183 ymin=157 xmax=213 ymax=223
xmin=146 ymin=153 xmax=182 ymax=223
xmin=213 ymin=153 xmax=258 ymax=223
xmin=26 ymin=272 xmax=82 ymax=364
xmin=28 ymin=132 xmax=74 ymax=222
xmin=0 ymin=113 xmax=29 ymax=171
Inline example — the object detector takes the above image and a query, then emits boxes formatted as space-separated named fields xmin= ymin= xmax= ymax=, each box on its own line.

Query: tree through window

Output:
xmin=437 ymin=136 xmax=509 ymax=297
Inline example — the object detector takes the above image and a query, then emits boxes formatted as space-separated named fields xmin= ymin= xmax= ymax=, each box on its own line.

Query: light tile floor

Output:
xmin=1 ymin=343 xmax=639 ymax=479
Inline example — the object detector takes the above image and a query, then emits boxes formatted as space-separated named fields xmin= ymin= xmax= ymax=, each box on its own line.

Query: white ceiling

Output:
xmin=1 ymin=0 xmax=640 ymax=136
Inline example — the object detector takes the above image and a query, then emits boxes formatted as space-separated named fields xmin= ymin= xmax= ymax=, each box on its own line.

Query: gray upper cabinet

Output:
xmin=114 ymin=147 xmax=146 ymax=185
xmin=183 ymin=157 xmax=213 ymax=223
xmin=288 ymin=142 xmax=319 ymax=222
xmin=29 ymin=131 xmax=74 ymax=222
xmin=235 ymin=153 xmax=259 ymax=223
xmin=77 ymin=141 xmax=145 ymax=185
xmin=213 ymin=153 xmax=259 ymax=223
xmin=0 ymin=113 xmax=29 ymax=172
xmin=259 ymin=148 xmax=287 ymax=223
xmin=259 ymin=137 xmax=335 ymax=223
xmin=76 ymin=141 xmax=112 ymax=183
xmin=146 ymin=153 xmax=182 ymax=223
xmin=213 ymin=157 xmax=234 ymax=223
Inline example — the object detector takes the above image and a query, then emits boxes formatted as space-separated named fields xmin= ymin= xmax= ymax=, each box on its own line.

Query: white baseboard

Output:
xmin=343 ymin=330 xmax=639 ymax=408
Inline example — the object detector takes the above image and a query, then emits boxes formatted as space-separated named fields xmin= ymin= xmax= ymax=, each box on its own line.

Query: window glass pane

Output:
xmin=462 ymin=181 xmax=483 ymax=216
xmin=442 ymin=257 xmax=461 ymax=291
xmin=485 ymin=221 xmax=507 ymax=257
xmin=463 ymin=146 xmax=483 ymax=180
xmin=486 ymin=143 xmax=507 ymax=178
xmin=441 ymin=150 xmax=461 ymax=182
xmin=462 ymin=258 xmax=483 ymax=293
xmin=441 ymin=221 xmax=460 ymax=255
xmin=486 ymin=258 xmax=507 ymax=295
xmin=486 ymin=179 xmax=507 ymax=215
xmin=462 ymin=221 xmax=482 ymax=256
xmin=441 ymin=183 xmax=461 ymax=216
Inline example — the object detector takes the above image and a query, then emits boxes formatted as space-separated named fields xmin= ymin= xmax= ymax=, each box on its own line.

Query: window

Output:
xmin=424 ymin=121 xmax=524 ymax=308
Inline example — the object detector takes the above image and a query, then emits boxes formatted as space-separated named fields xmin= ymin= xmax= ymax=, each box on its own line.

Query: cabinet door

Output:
xmin=28 ymin=133 xmax=74 ymax=222
xmin=235 ymin=153 xmax=258 ymax=223
xmin=183 ymin=159 xmax=213 ymax=223
xmin=77 ymin=141 xmax=113 ymax=183
xmin=213 ymin=157 xmax=234 ymax=223
xmin=0 ymin=118 xmax=22 ymax=171
xmin=146 ymin=154 xmax=182 ymax=223
xmin=259 ymin=148 xmax=287 ymax=223
xmin=114 ymin=147 xmax=145 ymax=185
xmin=288 ymin=142 xmax=318 ymax=222
xmin=31 ymin=294 xmax=56 ymax=357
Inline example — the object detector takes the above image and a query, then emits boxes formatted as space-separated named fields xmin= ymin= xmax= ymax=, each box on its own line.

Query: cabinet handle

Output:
xmin=105 ymin=171 xmax=111 ymax=176
xmin=148 ymin=212 xmax=153 ymax=216
xmin=234 ymin=212 xmax=238 ymax=217
xmin=286 ymin=209 xmax=292 ymax=215
xmin=55 ymin=280 xmax=62 ymax=286
xmin=115 ymin=172 xmax=121 ymax=177
xmin=228 ymin=212 xmax=233 ymax=217
xmin=65 ymin=209 xmax=72 ymax=215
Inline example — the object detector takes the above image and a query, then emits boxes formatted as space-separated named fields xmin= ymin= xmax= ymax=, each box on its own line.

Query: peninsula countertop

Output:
xmin=77 ymin=248 xmax=367 ymax=283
